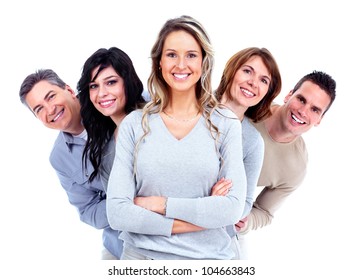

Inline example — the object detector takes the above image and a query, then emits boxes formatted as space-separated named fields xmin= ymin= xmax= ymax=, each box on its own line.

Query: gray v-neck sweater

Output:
xmin=107 ymin=108 xmax=246 ymax=259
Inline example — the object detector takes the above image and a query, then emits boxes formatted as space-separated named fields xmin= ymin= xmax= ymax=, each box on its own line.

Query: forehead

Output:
xmin=295 ymin=81 xmax=331 ymax=111
xmin=91 ymin=65 xmax=118 ymax=80
xmin=164 ymin=30 xmax=200 ymax=50
xmin=243 ymin=56 xmax=271 ymax=76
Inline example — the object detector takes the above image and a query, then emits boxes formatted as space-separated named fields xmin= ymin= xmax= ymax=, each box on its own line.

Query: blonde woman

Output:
xmin=107 ymin=15 xmax=246 ymax=260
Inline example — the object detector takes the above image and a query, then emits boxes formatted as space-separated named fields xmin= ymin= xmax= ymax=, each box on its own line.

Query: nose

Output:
xmin=248 ymin=75 xmax=257 ymax=88
xmin=97 ymin=84 xmax=108 ymax=98
xmin=297 ymin=106 xmax=307 ymax=118
xmin=176 ymin=57 xmax=186 ymax=69
xmin=45 ymin=103 xmax=56 ymax=116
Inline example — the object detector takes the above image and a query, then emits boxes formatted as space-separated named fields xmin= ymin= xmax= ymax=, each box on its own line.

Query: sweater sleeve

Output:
xmin=106 ymin=112 xmax=174 ymax=236
xmin=247 ymin=169 xmax=306 ymax=231
xmin=165 ymin=117 xmax=246 ymax=228
xmin=241 ymin=119 xmax=264 ymax=218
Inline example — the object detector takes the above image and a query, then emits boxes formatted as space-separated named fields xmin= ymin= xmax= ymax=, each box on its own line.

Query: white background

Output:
xmin=1 ymin=0 xmax=361 ymax=279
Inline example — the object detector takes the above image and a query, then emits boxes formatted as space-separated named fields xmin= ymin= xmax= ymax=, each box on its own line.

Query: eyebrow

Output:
xmin=102 ymin=75 xmax=119 ymax=80
xmin=32 ymin=90 xmax=54 ymax=112
xmin=165 ymin=48 xmax=200 ymax=53
xmin=312 ymin=105 xmax=323 ymax=113
xmin=90 ymin=74 xmax=119 ymax=83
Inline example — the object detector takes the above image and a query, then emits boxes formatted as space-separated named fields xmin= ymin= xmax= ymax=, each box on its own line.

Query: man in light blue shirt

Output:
xmin=19 ymin=69 xmax=122 ymax=259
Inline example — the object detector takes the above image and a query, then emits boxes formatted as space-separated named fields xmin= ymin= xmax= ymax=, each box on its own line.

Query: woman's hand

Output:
xmin=134 ymin=196 xmax=167 ymax=215
xmin=210 ymin=177 xmax=232 ymax=196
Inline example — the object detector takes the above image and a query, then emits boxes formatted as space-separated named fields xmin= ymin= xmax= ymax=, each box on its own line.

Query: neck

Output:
xmin=221 ymin=98 xmax=247 ymax=121
xmin=165 ymin=92 xmax=199 ymax=115
xmin=67 ymin=102 xmax=84 ymax=135
xmin=67 ymin=123 xmax=84 ymax=136
xmin=111 ymin=112 xmax=127 ymax=127
xmin=111 ymin=113 xmax=127 ymax=141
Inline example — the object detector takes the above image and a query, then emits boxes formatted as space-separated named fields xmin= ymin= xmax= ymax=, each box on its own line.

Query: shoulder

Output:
xmin=124 ymin=109 xmax=143 ymax=122
xmin=210 ymin=108 xmax=242 ymax=145
xmin=294 ymin=136 xmax=308 ymax=162
xmin=211 ymin=107 xmax=240 ymax=127
xmin=243 ymin=118 xmax=263 ymax=139
xmin=242 ymin=117 xmax=259 ymax=134
xmin=120 ymin=110 xmax=144 ymax=130
xmin=242 ymin=118 xmax=264 ymax=149
xmin=49 ymin=132 xmax=69 ymax=160
xmin=214 ymin=107 xmax=238 ymax=119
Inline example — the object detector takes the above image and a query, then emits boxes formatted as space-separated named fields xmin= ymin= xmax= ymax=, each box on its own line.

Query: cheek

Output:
xmin=117 ymin=94 xmax=127 ymax=107
xmin=195 ymin=60 xmax=203 ymax=73
xmin=259 ymin=85 xmax=269 ymax=98
xmin=39 ymin=115 xmax=48 ymax=126
xmin=311 ymin=115 xmax=322 ymax=126
xmin=89 ymin=92 xmax=98 ymax=105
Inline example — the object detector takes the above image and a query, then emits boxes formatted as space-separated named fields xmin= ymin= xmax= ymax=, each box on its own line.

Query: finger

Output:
xmin=211 ymin=179 xmax=232 ymax=196
xmin=212 ymin=183 xmax=231 ymax=196
xmin=220 ymin=182 xmax=232 ymax=194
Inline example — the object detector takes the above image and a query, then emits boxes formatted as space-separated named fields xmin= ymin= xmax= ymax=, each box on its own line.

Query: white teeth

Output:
xmin=241 ymin=88 xmax=255 ymax=97
xmin=174 ymin=74 xmax=188 ymax=79
xmin=52 ymin=110 xmax=63 ymax=122
xmin=100 ymin=100 xmax=114 ymax=106
xmin=292 ymin=114 xmax=305 ymax=124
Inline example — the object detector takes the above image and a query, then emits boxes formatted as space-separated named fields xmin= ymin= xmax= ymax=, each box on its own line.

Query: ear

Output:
xmin=65 ymin=85 xmax=77 ymax=98
xmin=314 ymin=115 xmax=324 ymax=127
xmin=284 ymin=90 xmax=293 ymax=103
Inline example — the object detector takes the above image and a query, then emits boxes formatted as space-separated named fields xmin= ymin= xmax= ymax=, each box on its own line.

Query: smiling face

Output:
xmin=25 ymin=80 xmax=82 ymax=134
xmin=159 ymin=30 xmax=203 ymax=96
xmin=89 ymin=66 xmax=127 ymax=125
xmin=225 ymin=55 xmax=271 ymax=115
xmin=281 ymin=80 xmax=331 ymax=136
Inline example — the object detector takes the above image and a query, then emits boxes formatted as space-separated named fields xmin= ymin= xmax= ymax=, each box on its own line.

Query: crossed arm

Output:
xmin=134 ymin=178 xmax=233 ymax=234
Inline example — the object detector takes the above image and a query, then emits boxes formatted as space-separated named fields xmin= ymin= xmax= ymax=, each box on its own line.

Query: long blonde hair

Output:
xmin=134 ymin=15 xmax=221 ymax=173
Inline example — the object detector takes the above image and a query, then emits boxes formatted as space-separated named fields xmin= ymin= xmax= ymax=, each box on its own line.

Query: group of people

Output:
xmin=19 ymin=15 xmax=336 ymax=260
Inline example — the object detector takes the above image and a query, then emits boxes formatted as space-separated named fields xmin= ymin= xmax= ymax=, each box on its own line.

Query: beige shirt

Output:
xmin=239 ymin=119 xmax=308 ymax=233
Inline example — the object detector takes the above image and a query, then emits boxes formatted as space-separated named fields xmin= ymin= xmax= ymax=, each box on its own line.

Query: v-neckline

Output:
xmin=158 ymin=113 xmax=202 ymax=142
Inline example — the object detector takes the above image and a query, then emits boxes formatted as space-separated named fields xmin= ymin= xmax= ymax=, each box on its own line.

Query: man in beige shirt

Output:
xmin=236 ymin=71 xmax=336 ymax=255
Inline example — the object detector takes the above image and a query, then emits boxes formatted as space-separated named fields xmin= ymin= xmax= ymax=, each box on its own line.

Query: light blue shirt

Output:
xmin=49 ymin=131 xmax=123 ymax=258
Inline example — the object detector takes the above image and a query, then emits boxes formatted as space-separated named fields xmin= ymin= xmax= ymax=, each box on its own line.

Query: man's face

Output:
xmin=282 ymin=80 xmax=331 ymax=137
xmin=25 ymin=80 xmax=80 ymax=132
